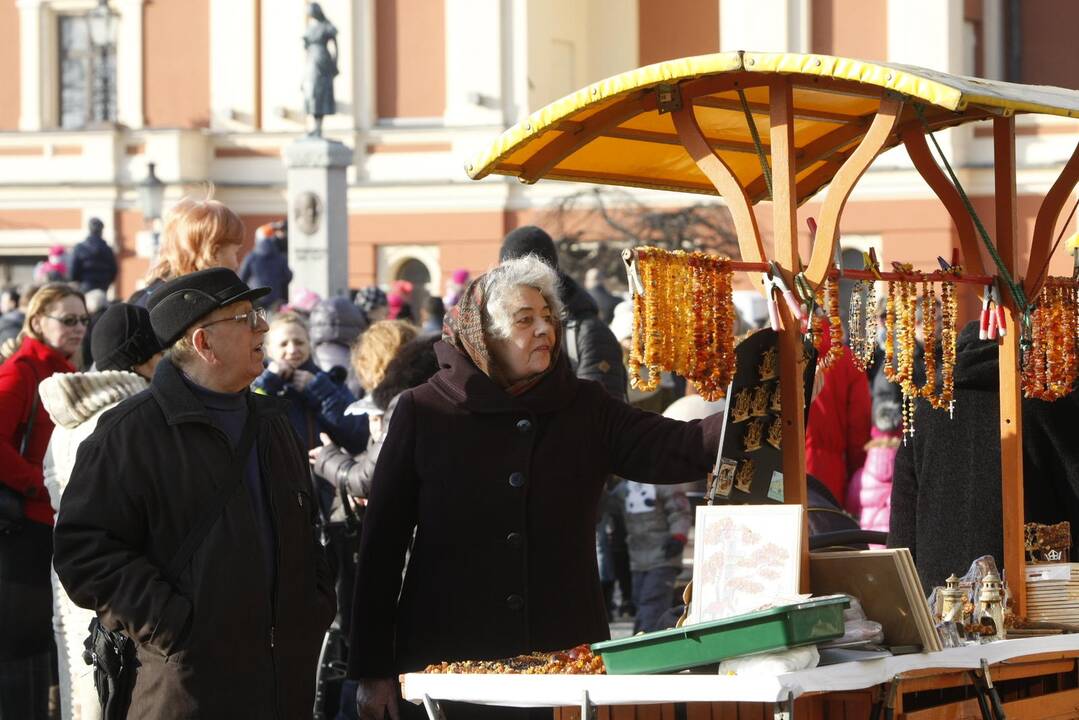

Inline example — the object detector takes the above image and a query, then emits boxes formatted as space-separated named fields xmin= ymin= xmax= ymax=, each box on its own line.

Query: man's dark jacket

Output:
xmin=889 ymin=321 xmax=1077 ymax=591
xmin=559 ymin=273 xmax=627 ymax=400
xmin=54 ymin=358 xmax=336 ymax=719
xmin=347 ymin=341 xmax=722 ymax=678
xmin=69 ymin=233 xmax=118 ymax=292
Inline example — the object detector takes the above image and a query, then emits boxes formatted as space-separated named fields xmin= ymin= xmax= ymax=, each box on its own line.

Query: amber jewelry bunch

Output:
xmin=812 ymin=278 xmax=844 ymax=370
xmin=628 ymin=247 xmax=736 ymax=401
xmin=883 ymin=276 xmax=959 ymax=438
xmin=1022 ymin=282 xmax=1079 ymax=402
xmin=848 ymin=280 xmax=878 ymax=372
xmin=918 ymin=279 xmax=958 ymax=414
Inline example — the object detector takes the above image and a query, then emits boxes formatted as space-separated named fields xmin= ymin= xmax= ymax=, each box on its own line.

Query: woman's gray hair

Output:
xmin=483 ymin=255 xmax=563 ymax=339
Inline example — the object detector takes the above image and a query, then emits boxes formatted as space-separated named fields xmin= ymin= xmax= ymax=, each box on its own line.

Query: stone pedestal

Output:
xmin=284 ymin=137 xmax=352 ymax=301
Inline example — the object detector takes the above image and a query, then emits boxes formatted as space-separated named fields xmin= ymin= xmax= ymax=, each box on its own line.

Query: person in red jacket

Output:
xmin=0 ymin=282 xmax=86 ymax=717
xmin=806 ymin=330 xmax=872 ymax=507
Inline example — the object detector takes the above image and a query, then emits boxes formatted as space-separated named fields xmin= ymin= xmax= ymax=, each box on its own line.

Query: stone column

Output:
xmin=284 ymin=138 xmax=353 ymax=301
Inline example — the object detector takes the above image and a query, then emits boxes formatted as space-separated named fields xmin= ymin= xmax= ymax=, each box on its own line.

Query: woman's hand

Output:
xmin=291 ymin=369 xmax=315 ymax=392
xmin=356 ymin=677 xmax=400 ymax=720
xmin=267 ymin=361 xmax=294 ymax=381
xmin=308 ymin=432 xmax=335 ymax=466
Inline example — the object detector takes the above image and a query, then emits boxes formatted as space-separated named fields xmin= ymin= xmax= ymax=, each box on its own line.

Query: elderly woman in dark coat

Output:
xmin=349 ymin=256 xmax=724 ymax=719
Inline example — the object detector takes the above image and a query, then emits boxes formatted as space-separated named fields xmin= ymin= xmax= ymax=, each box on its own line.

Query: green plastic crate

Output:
xmin=592 ymin=595 xmax=850 ymax=675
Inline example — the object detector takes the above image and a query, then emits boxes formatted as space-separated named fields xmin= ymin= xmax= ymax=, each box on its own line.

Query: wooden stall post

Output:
xmin=993 ymin=116 xmax=1027 ymax=618
xmin=768 ymin=78 xmax=811 ymax=592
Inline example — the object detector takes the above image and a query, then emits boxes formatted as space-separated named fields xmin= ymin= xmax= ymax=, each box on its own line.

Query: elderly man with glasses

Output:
xmin=54 ymin=268 xmax=336 ymax=719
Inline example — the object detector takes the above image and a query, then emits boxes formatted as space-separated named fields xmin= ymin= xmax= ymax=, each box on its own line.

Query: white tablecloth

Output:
xmin=400 ymin=634 xmax=1079 ymax=708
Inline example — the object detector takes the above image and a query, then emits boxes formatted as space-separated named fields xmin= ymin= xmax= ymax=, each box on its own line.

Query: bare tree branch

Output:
xmin=539 ymin=188 xmax=740 ymax=290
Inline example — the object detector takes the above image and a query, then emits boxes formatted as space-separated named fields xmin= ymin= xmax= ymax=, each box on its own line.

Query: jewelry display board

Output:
xmin=709 ymin=329 xmax=815 ymax=505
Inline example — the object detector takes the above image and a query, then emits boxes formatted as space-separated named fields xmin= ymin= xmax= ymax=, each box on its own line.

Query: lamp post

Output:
xmin=86 ymin=0 xmax=118 ymax=124
xmin=139 ymin=162 xmax=165 ymax=257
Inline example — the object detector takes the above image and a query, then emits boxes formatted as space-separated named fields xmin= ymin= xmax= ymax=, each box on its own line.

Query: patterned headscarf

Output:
xmin=443 ymin=274 xmax=561 ymax=396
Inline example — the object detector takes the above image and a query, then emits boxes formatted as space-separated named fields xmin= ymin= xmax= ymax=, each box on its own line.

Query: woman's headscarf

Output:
xmin=443 ymin=273 xmax=561 ymax=396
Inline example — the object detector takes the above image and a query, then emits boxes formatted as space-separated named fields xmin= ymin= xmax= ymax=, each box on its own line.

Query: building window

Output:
xmin=58 ymin=13 xmax=116 ymax=128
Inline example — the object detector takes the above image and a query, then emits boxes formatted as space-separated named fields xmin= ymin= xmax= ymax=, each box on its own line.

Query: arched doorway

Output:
xmin=395 ymin=258 xmax=431 ymax=318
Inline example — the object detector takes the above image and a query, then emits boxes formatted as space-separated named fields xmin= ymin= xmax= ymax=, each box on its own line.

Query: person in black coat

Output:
xmin=349 ymin=257 xmax=723 ymax=719
xmin=239 ymin=224 xmax=293 ymax=308
xmin=585 ymin=267 xmax=621 ymax=325
xmin=69 ymin=217 xmax=118 ymax=293
xmin=888 ymin=320 xmax=1077 ymax=591
xmin=54 ymin=268 xmax=335 ymax=719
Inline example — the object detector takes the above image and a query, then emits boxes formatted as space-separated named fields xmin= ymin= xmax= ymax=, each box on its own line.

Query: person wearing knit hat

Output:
xmin=90 ymin=303 xmax=163 ymax=374
xmin=39 ymin=302 xmax=163 ymax=720
xmin=355 ymin=285 xmax=389 ymax=322
xmin=54 ymin=268 xmax=336 ymax=717
xmin=443 ymin=268 xmax=470 ymax=309
xmin=499 ymin=225 xmax=559 ymax=267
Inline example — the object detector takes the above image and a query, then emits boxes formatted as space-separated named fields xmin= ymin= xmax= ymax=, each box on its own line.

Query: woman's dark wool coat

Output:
xmin=348 ymin=341 xmax=723 ymax=678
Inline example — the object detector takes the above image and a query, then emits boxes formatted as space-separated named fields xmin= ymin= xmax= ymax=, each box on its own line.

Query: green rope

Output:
xmin=738 ymin=88 xmax=773 ymax=200
xmin=913 ymin=104 xmax=1031 ymax=317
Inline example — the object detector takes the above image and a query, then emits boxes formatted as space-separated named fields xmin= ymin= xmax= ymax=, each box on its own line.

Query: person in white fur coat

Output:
xmin=39 ymin=303 xmax=162 ymax=720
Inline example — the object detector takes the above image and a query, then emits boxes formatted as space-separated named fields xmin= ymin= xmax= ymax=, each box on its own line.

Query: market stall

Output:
xmin=403 ymin=50 xmax=1079 ymax=719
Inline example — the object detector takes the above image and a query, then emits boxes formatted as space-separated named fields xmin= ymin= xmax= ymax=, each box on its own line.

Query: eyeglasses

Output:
xmin=46 ymin=314 xmax=91 ymax=327
xmin=199 ymin=306 xmax=267 ymax=331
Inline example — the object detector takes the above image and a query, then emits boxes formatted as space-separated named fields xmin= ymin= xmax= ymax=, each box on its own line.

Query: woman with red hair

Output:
xmin=129 ymin=192 xmax=245 ymax=307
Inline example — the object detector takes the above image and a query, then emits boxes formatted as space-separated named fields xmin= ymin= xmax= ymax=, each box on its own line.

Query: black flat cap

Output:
xmin=92 ymin=303 xmax=163 ymax=372
xmin=148 ymin=267 xmax=270 ymax=346
xmin=499 ymin=225 xmax=559 ymax=268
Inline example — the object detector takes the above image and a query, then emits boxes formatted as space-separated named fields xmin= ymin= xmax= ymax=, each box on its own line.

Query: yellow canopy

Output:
xmin=466 ymin=51 xmax=1079 ymax=204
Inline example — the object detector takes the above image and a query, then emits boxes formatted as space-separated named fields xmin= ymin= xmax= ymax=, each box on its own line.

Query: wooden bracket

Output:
xmin=903 ymin=127 xmax=986 ymax=276
xmin=672 ymin=101 xmax=767 ymax=293
xmin=1025 ymin=138 xmax=1079 ymax=300
xmin=803 ymin=95 xmax=903 ymax=288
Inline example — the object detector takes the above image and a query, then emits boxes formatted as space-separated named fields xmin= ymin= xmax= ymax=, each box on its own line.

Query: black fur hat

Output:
xmin=92 ymin=303 xmax=162 ymax=372
xmin=499 ymin=225 xmax=559 ymax=268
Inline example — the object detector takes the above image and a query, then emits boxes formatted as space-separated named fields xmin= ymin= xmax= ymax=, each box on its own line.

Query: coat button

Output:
xmin=508 ymin=472 xmax=526 ymax=488
xmin=506 ymin=532 xmax=523 ymax=548
xmin=506 ymin=594 xmax=524 ymax=611
xmin=515 ymin=418 xmax=532 ymax=433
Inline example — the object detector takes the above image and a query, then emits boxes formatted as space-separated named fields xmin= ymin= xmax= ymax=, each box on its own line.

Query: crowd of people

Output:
xmin=2 ymin=193 xmax=1079 ymax=720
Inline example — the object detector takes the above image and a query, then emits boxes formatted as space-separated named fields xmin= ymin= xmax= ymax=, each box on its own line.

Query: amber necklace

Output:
xmin=628 ymin=247 xmax=736 ymax=401
xmin=1022 ymin=282 xmax=1079 ymax=401
xmin=848 ymin=280 xmax=878 ymax=372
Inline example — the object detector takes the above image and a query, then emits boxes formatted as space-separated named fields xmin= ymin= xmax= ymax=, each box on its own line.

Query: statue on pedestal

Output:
xmin=303 ymin=2 xmax=338 ymax=137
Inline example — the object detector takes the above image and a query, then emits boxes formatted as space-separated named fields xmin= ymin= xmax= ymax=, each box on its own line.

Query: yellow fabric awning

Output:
xmin=467 ymin=51 xmax=1079 ymax=203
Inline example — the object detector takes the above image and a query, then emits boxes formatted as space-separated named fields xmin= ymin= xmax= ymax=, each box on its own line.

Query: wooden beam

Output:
xmin=994 ymin=115 xmax=1026 ymax=619
xmin=905 ymin=687 xmax=1079 ymax=720
xmin=671 ymin=101 xmax=768 ymax=292
xmin=1024 ymin=138 xmax=1079 ymax=299
xmin=769 ymin=77 xmax=810 ymax=594
xmin=803 ymin=95 xmax=903 ymax=287
xmin=552 ymin=121 xmax=773 ymax=157
xmin=518 ymin=93 xmax=651 ymax=183
xmin=692 ymin=94 xmax=863 ymax=126
xmin=507 ymin=165 xmax=725 ymax=195
xmin=903 ymin=128 xmax=986 ymax=275
xmin=788 ymin=157 xmax=848 ymax=204
xmin=744 ymin=121 xmax=869 ymax=203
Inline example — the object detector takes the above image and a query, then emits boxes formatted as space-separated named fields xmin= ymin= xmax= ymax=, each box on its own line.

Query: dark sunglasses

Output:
xmin=46 ymin=314 xmax=91 ymax=327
